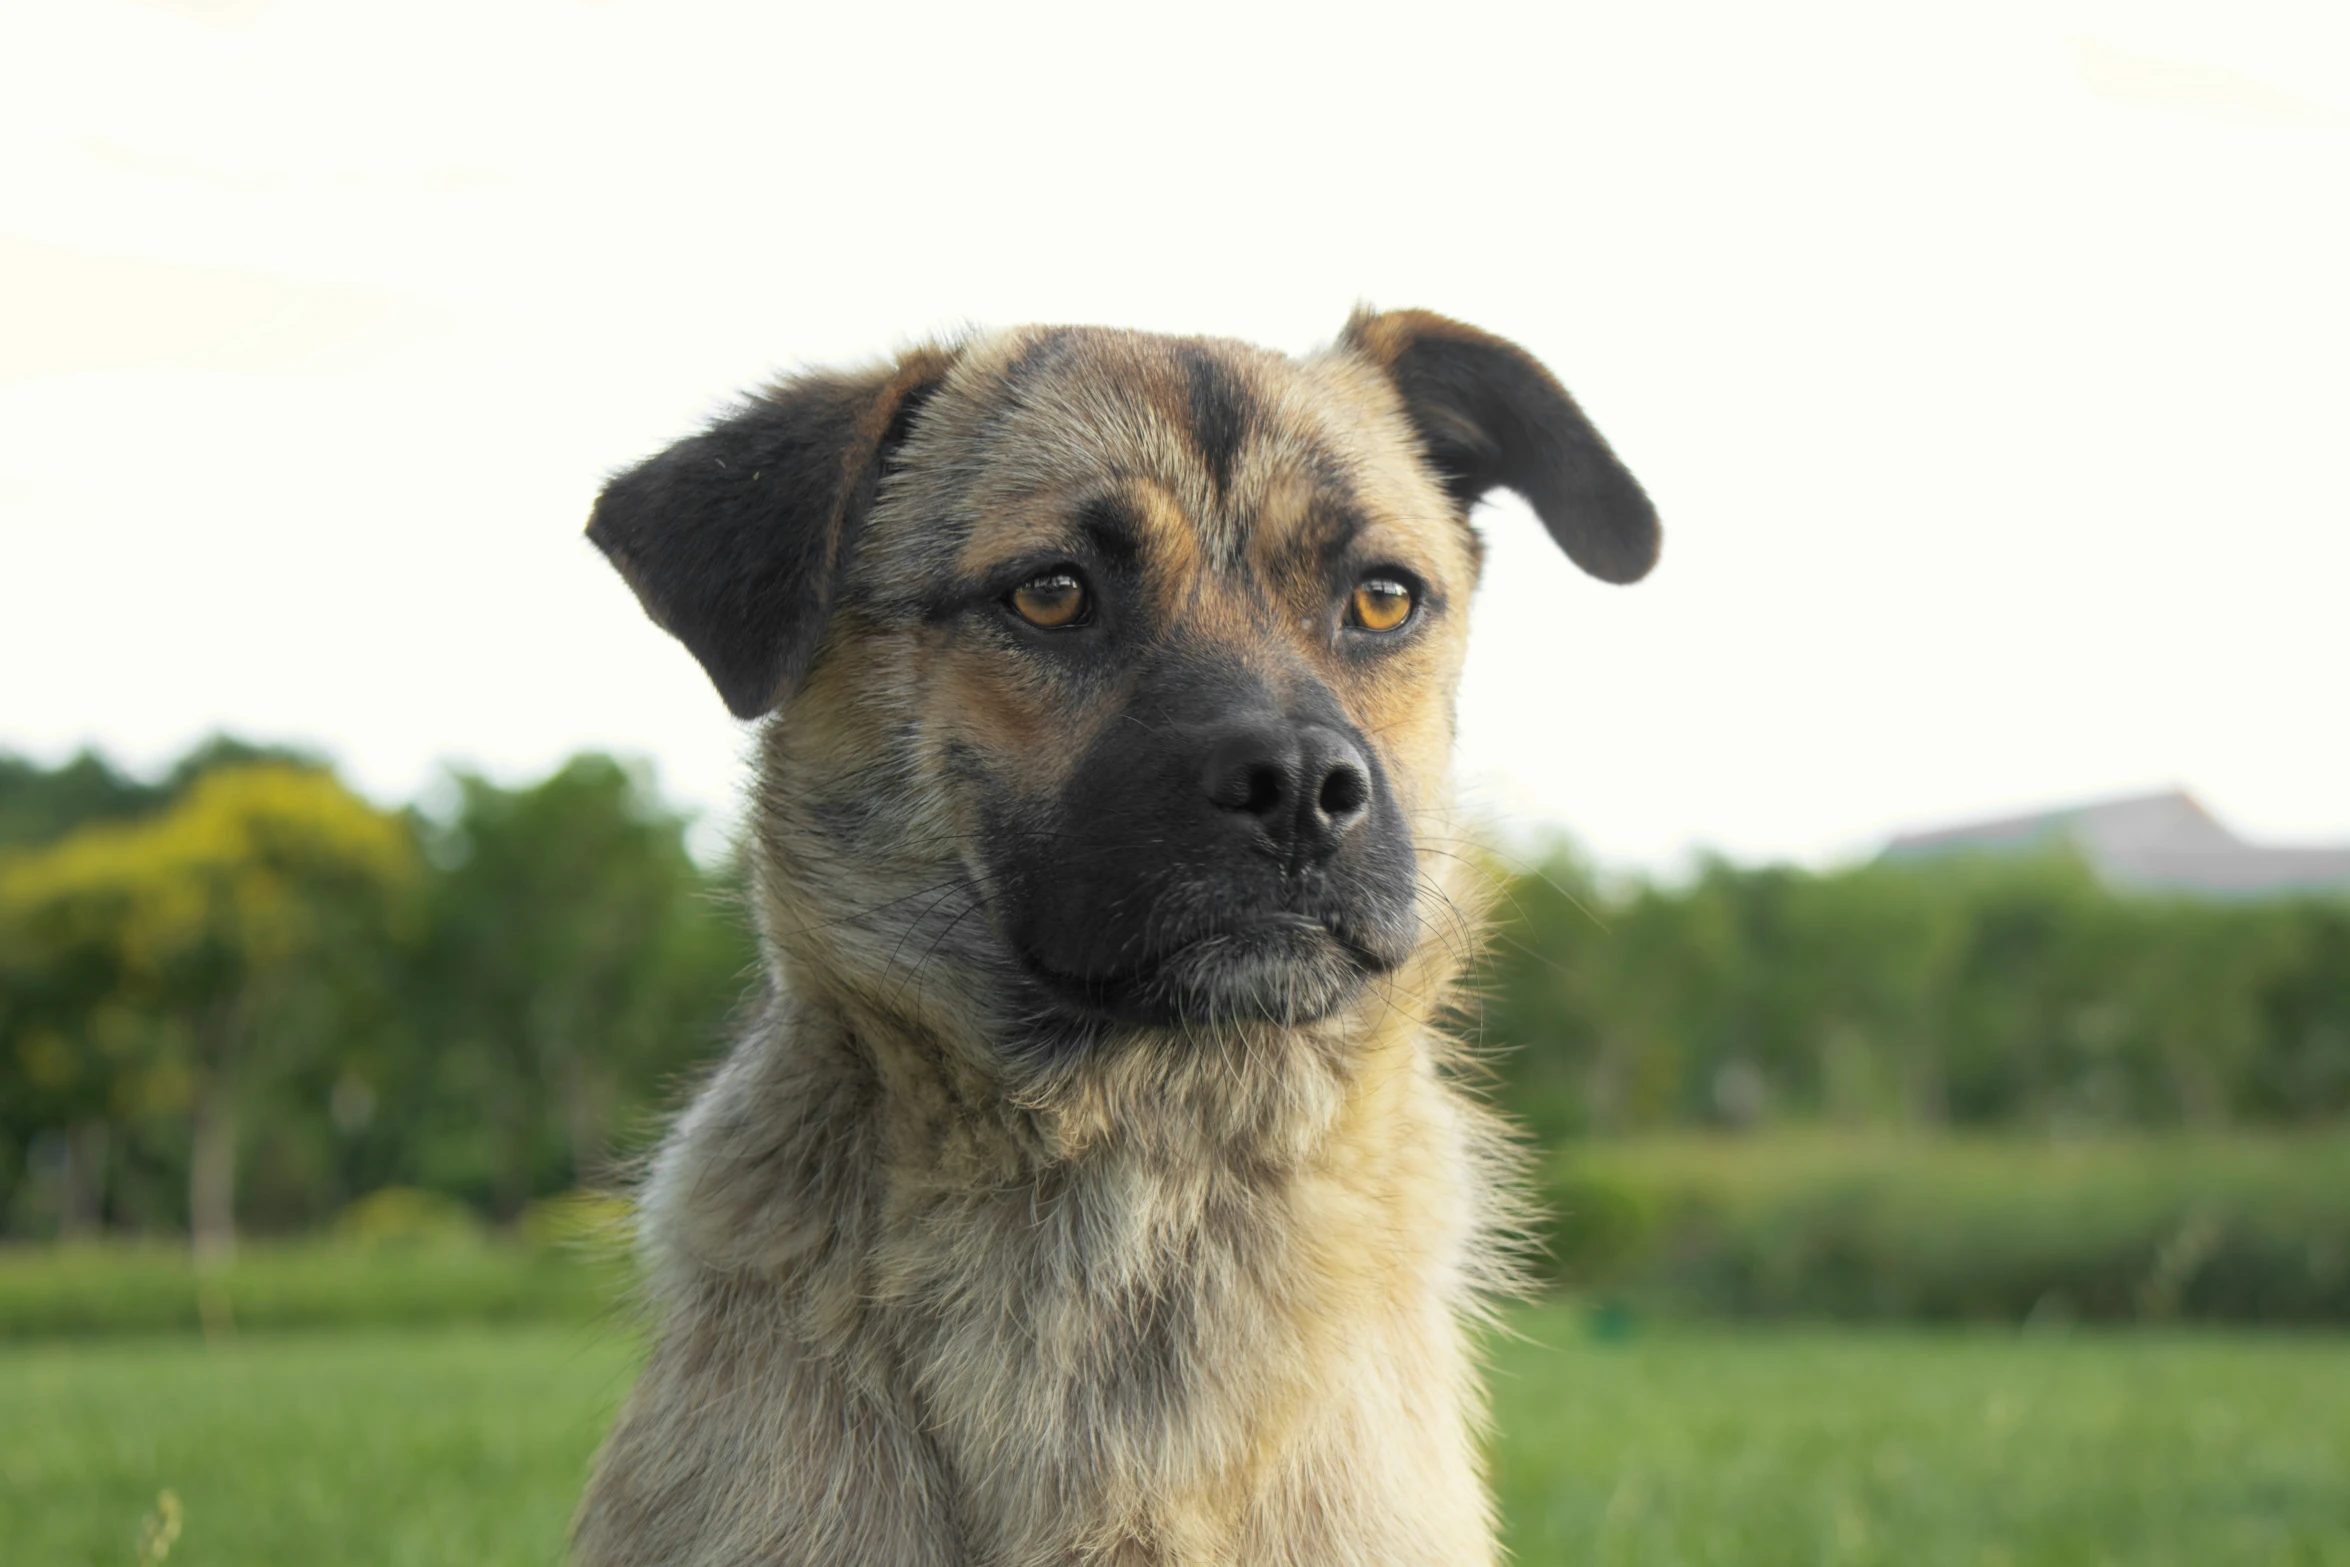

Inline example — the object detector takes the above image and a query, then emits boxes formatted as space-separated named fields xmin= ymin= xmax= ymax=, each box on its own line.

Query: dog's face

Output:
xmin=590 ymin=311 xmax=1655 ymax=1045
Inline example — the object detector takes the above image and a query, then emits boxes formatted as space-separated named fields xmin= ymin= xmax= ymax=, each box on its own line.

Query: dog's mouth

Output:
xmin=1016 ymin=912 xmax=1397 ymax=1028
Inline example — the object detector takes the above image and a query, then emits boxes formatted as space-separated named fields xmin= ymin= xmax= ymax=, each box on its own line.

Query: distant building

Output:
xmin=1880 ymin=789 xmax=2350 ymax=898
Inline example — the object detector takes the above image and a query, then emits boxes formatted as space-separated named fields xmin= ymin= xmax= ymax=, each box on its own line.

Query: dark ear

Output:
xmin=1342 ymin=308 xmax=1659 ymax=584
xmin=587 ymin=347 xmax=958 ymax=718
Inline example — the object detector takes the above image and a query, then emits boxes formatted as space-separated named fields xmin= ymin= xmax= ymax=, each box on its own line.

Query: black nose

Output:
xmin=1200 ymin=721 xmax=1374 ymax=863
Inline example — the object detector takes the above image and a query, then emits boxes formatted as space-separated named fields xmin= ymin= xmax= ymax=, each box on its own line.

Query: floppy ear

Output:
xmin=1341 ymin=308 xmax=1659 ymax=584
xmin=587 ymin=347 xmax=958 ymax=718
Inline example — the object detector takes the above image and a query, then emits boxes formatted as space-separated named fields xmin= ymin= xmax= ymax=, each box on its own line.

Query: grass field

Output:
xmin=7 ymin=1307 xmax=2347 ymax=1566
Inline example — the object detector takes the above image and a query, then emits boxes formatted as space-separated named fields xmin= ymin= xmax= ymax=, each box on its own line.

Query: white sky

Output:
xmin=3 ymin=0 xmax=2345 ymax=870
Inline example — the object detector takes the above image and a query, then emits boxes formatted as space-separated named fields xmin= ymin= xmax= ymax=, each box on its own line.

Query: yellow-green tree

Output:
xmin=0 ymin=765 xmax=413 ymax=1257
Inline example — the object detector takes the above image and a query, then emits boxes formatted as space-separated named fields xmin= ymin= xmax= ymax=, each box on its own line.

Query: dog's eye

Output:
xmin=1347 ymin=577 xmax=1414 ymax=633
xmin=1008 ymin=572 xmax=1090 ymax=629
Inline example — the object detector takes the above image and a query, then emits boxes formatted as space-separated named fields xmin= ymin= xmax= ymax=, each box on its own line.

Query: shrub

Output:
xmin=334 ymin=1186 xmax=486 ymax=1249
xmin=1539 ymin=1132 xmax=2350 ymax=1324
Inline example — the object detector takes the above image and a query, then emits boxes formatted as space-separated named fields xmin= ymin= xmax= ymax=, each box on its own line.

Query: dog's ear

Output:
xmin=1342 ymin=308 xmax=1659 ymax=584
xmin=587 ymin=347 xmax=958 ymax=718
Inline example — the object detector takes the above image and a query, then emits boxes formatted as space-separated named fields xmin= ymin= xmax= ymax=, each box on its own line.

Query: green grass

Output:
xmin=6 ymin=1310 xmax=2347 ymax=1566
xmin=1490 ymin=1305 xmax=2350 ymax=1566
xmin=1 ymin=1325 xmax=637 ymax=1567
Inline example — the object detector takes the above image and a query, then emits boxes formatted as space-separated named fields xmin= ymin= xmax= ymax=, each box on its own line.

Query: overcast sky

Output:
xmin=4 ymin=0 xmax=2345 ymax=870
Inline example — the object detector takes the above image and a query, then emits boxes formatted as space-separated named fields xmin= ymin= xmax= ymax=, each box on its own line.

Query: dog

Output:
xmin=572 ymin=309 xmax=1657 ymax=1566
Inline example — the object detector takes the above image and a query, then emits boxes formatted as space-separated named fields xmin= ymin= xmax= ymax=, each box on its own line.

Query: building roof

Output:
xmin=1880 ymin=789 xmax=2350 ymax=897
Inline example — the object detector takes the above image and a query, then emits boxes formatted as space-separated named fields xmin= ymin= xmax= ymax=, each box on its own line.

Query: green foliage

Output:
xmin=0 ymin=749 xmax=165 ymax=850
xmin=0 ymin=737 xmax=326 ymax=852
xmin=1540 ymin=1132 xmax=2350 ymax=1323
xmin=331 ymin=1186 xmax=487 ymax=1249
xmin=1481 ymin=843 xmax=2350 ymax=1140
xmin=5 ymin=1318 xmax=2347 ymax=1567
xmin=397 ymin=756 xmax=752 ymax=1219
xmin=0 ymin=742 xmax=753 ymax=1245
xmin=6 ymin=735 xmax=2348 ymax=1331
xmin=0 ymin=764 xmax=418 ymax=1253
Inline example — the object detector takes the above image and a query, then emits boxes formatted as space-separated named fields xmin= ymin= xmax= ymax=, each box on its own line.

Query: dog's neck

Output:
xmin=639 ymin=836 xmax=1495 ymax=1292
xmin=787 ymin=942 xmax=1425 ymax=1179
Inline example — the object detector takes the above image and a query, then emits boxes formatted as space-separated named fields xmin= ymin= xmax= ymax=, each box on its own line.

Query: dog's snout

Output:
xmin=1201 ymin=722 xmax=1373 ymax=861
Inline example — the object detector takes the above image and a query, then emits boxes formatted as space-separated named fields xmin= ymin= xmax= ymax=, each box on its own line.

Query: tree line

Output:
xmin=1 ymin=743 xmax=750 ymax=1248
xmin=1480 ymin=846 xmax=2350 ymax=1148
xmin=4 ymin=740 xmax=2346 ymax=1244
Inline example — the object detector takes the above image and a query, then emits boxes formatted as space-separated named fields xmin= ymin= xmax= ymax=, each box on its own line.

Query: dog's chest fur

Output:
xmin=579 ymin=969 xmax=1508 ymax=1567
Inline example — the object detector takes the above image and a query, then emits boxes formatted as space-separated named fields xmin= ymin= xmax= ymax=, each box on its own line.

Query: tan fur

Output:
xmin=574 ymin=322 xmax=1542 ymax=1567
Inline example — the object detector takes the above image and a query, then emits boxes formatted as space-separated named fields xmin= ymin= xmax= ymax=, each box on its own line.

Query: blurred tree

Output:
xmin=411 ymin=756 xmax=749 ymax=1220
xmin=0 ymin=750 xmax=164 ymax=849
xmin=2251 ymin=902 xmax=2350 ymax=1120
xmin=1774 ymin=863 xmax=1965 ymax=1125
xmin=1482 ymin=846 xmax=2350 ymax=1138
xmin=0 ymin=737 xmax=327 ymax=853
xmin=160 ymin=736 xmax=328 ymax=796
xmin=6 ymin=737 xmax=2347 ymax=1241
xmin=0 ymin=765 xmax=414 ymax=1257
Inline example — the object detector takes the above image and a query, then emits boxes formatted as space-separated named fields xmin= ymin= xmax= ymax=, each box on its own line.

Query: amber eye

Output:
xmin=1008 ymin=571 xmax=1089 ymax=629
xmin=1348 ymin=576 xmax=1415 ymax=633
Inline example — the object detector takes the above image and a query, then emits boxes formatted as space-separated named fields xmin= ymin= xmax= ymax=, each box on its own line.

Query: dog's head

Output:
xmin=590 ymin=310 xmax=1654 ymax=1053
